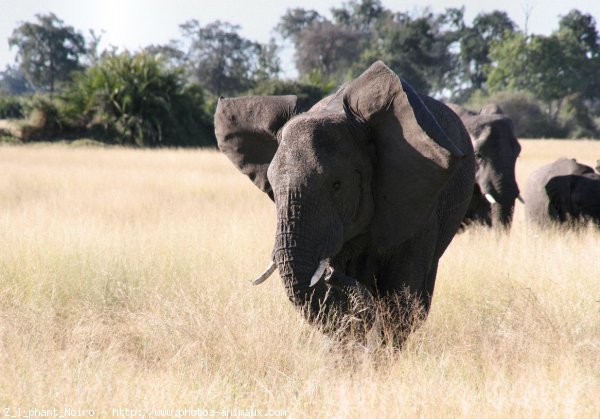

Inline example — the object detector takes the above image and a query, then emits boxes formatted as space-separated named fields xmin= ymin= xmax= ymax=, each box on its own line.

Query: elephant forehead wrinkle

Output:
xmin=282 ymin=115 xmax=346 ymax=145
xmin=281 ymin=115 xmax=322 ymax=138
xmin=272 ymin=170 xmax=325 ymax=193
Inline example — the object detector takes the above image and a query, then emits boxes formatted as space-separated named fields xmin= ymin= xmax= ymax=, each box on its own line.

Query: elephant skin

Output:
xmin=524 ymin=158 xmax=600 ymax=227
xmin=448 ymin=103 xmax=522 ymax=229
xmin=215 ymin=61 xmax=475 ymax=343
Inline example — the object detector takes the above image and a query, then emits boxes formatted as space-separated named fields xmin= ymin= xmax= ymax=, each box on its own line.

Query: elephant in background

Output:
xmin=524 ymin=158 xmax=600 ymax=227
xmin=215 ymin=61 xmax=475 ymax=343
xmin=448 ymin=103 xmax=522 ymax=229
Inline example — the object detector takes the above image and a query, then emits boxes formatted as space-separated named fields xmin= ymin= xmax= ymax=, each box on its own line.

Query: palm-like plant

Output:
xmin=63 ymin=51 xmax=213 ymax=146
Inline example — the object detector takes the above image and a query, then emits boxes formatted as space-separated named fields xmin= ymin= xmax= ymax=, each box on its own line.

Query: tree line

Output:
xmin=1 ymin=0 xmax=599 ymax=146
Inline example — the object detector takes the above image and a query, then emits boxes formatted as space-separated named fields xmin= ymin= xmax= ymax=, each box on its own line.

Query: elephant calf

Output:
xmin=448 ymin=103 xmax=522 ymax=229
xmin=524 ymin=158 xmax=600 ymax=227
xmin=215 ymin=61 xmax=475 ymax=344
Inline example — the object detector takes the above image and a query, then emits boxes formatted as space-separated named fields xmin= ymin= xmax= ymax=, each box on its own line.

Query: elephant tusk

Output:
xmin=310 ymin=260 xmax=329 ymax=287
xmin=251 ymin=261 xmax=276 ymax=285
xmin=484 ymin=193 xmax=497 ymax=204
xmin=517 ymin=195 xmax=525 ymax=204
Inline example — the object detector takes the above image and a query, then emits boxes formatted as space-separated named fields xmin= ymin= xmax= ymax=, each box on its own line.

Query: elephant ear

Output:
xmin=215 ymin=95 xmax=298 ymax=199
xmin=343 ymin=61 xmax=465 ymax=247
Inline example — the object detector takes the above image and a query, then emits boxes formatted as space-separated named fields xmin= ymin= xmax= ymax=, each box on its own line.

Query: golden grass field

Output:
xmin=1 ymin=140 xmax=599 ymax=417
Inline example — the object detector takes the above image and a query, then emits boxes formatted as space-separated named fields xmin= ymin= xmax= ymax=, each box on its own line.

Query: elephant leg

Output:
xmin=374 ymin=225 xmax=440 ymax=343
xmin=324 ymin=267 xmax=373 ymax=303
xmin=312 ymin=268 xmax=377 ymax=339
xmin=323 ymin=268 xmax=426 ymax=351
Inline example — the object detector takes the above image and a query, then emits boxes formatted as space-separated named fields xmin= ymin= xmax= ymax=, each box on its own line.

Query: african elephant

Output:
xmin=448 ymin=103 xmax=522 ymax=228
xmin=524 ymin=158 xmax=600 ymax=227
xmin=215 ymin=62 xmax=475 ymax=342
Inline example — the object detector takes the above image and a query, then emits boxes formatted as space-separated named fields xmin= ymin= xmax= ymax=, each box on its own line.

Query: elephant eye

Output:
xmin=332 ymin=180 xmax=342 ymax=191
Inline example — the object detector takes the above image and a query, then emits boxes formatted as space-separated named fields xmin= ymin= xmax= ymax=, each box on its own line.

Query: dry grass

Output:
xmin=1 ymin=140 xmax=599 ymax=417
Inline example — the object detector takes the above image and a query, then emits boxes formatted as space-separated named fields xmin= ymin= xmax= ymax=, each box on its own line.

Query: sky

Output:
xmin=1 ymin=0 xmax=599 ymax=78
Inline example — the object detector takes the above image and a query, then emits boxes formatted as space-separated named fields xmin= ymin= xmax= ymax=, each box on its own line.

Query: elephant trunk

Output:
xmin=272 ymin=188 xmax=347 ymax=322
xmin=485 ymin=164 xmax=520 ymax=228
xmin=491 ymin=199 xmax=516 ymax=227
xmin=275 ymin=249 xmax=332 ymax=319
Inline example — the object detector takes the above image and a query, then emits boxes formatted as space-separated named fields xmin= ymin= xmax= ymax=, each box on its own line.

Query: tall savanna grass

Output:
xmin=1 ymin=140 xmax=599 ymax=416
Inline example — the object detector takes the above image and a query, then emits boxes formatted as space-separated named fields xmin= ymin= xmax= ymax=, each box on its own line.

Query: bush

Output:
xmin=0 ymin=95 xmax=71 ymax=141
xmin=23 ymin=96 xmax=64 ymax=132
xmin=62 ymin=51 xmax=215 ymax=147
xmin=560 ymin=93 xmax=600 ymax=139
xmin=465 ymin=90 xmax=566 ymax=138
xmin=247 ymin=79 xmax=326 ymax=112
xmin=0 ymin=96 xmax=24 ymax=119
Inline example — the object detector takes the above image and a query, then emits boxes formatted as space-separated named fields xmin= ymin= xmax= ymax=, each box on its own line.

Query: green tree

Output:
xmin=460 ymin=11 xmax=516 ymax=90
xmin=178 ymin=20 xmax=279 ymax=96
xmin=557 ymin=10 xmax=600 ymax=103
xmin=276 ymin=8 xmax=324 ymax=42
xmin=277 ymin=8 xmax=365 ymax=82
xmin=486 ymin=32 xmax=529 ymax=93
xmin=527 ymin=35 xmax=584 ymax=113
xmin=331 ymin=0 xmax=387 ymax=32
xmin=558 ymin=9 xmax=599 ymax=56
xmin=8 ymin=13 xmax=87 ymax=95
xmin=353 ymin=11 xmax=458 ymax=94
xmin=294 ymin=21 xmax=366 ymax=80
xmin=433 ymin=8 xmax=467 ymax=98
xmin=277 ymin=3 xmax=462 ymax=94
xmin=488 ymin=31 xmax=590 ymax=121
xmin=254 ymin=39 xmax=282 ymax=82
xmin=485 ymin=12 xmax=600 ymax=136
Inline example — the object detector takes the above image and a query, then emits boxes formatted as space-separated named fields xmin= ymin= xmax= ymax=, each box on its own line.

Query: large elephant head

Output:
xmin=450 ymin=104 xmax=521 ymax=228
xmin=215 ymin=62 xmax=465 ymax=327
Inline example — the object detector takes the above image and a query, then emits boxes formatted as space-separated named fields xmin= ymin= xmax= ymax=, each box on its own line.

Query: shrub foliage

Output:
xmin=62 ymin=52 xmax=214 ymax=147
xmin=0 ymin=96 xmax=24 ymax=119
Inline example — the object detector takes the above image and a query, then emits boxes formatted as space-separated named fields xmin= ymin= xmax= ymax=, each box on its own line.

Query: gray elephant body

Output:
xmin=448 ymin=103 xmax=521 ymax=228
xmin=524 ymin=158 xmax=600 ymax=227
xmin=215 ymin=62 xmax=475 ymax=341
